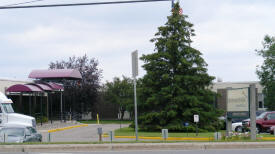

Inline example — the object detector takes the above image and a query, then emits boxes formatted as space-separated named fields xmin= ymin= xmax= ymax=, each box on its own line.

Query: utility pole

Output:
xmin=250 ymin=84 xmax=256 ymax=140
xmin=132 ymin=50 xmax=139 ymax=141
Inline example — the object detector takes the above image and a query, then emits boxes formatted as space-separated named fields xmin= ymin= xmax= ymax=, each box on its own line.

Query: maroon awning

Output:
xmin=27 ymin=83 xmax=53 ymax=91
xmin=28 ymin=69 xmax=82 ymax=80
xmin=6 ymin=84 xmax=43 ymax=92
xmin=44 ymin=82 xmax=64 ymax=91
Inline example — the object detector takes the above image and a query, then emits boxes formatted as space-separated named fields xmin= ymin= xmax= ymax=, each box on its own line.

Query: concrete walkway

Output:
xmin=2 ymin=142 xmax=275 ymax=152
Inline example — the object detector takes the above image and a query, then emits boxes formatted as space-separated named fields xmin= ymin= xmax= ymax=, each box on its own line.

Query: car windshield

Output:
xmin=28 ymin=127 xmax=37 ymax=134
xmin=2 ymin=103 xmax=14 ymax=113
xmin=0 ymin=128 xmax=24 ymax=137
xmin=257 ymin=112 xmax=267 ymax=119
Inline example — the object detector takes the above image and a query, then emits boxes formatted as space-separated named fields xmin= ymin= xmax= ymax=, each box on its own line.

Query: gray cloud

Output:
xmin=0 ymin=0 xmax=273 ymax=83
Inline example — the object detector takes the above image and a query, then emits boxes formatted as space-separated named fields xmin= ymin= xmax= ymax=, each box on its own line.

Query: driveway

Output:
xmin=39 ymin=124 xmax=131 ymax=142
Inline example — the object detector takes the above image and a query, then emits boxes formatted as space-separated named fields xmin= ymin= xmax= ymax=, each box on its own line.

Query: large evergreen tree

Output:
xmin=256 ymin=35 xmax=275 ymax=110
xmin=138 ymin=3 xmax=222 ymax=131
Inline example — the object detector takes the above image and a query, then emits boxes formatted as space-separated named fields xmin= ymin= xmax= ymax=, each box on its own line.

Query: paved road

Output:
xmin=2 ymin=149 xmax=275 ymax=154
xmin=39 ymin=124 xmax=131 ymax=142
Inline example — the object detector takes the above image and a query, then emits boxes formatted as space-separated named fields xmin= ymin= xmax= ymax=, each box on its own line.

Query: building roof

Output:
xmin=28 ymin=69 xmax=82 ymax=80
xmin=27 ymin=83 xmax=52 ymax=91
xmin=43 ymin=82 xmax=63 ymax=91
xmin=6 ymin=84 xmax=43 ymax=92
xmin=6 ymin=82 xmax=64 ymax=93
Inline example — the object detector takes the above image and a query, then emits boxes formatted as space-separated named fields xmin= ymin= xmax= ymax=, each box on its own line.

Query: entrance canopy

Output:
xmin=6 ymin=82 xmax=63 ymax=93
xmin=28 ymin=69 xmax=82 ymax=80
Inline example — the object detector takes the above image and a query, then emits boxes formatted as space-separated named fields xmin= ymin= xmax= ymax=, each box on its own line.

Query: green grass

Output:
xmin=257 ymin=133 xmax=275 ymax=137
xmin=114 ymin=127 xmax=219 ymax=137
xmin=114 ymin=127 xmax=275 ymax=139
xmin=79 ymin=120 xmax=131 ymax=124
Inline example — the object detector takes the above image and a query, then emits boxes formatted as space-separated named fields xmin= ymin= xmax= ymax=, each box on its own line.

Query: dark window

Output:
xmin=25 ymin=128 xmax=31 ymax=135
xmin=270 ymin=113 xmax=275 ymax=120
xmin=259 ymin=101 xmax=263 ymax=108
xmin=27 ymin=127 xmax=37 ymax=134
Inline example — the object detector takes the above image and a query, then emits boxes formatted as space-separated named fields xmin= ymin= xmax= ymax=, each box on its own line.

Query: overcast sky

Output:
xmin=0 ymin=0 xmax=274 ymax=83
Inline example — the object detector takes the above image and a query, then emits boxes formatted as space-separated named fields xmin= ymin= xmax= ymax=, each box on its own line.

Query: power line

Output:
xmin=0 ymin=0 xmax=170 ymax=10
xmin=3 ymin=0 xmax=46 ymax=7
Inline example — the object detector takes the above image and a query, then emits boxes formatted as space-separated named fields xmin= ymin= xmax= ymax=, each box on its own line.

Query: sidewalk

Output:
xmin=1 ymin=142 xmax=275 ymax=152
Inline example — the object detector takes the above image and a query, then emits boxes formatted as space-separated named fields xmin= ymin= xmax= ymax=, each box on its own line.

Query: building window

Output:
xmin=259 ymin=101 xmax=263 ymax=108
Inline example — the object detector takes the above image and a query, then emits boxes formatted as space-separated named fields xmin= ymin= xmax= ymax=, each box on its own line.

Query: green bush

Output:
xmin=36 ymin=116 xmax=48 ymax=123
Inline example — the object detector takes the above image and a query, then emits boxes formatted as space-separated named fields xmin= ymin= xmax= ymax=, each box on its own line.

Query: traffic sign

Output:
xmin=131 ymin=50 xmax=138 ymax=78
xmin=194 ymin=115 xmax=199 ymax=123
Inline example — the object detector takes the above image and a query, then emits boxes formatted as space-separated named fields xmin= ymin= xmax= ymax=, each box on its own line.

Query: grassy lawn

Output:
xmin=114 ymin=127 xmax=218 ymax=137
xmin=114 ymin=127 xmax=275 ymax=139
xmin=78 ymin=121 xmax=275 ymax=140
xmin=79 ymin=120 xmax=132 ymax=124
xmin=257 ymin=133 xmax=275 ymax=137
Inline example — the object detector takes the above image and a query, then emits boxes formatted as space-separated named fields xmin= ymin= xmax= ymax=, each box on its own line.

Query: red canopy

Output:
xmin=6 ymin=84 xmax=43 ymax=92
xmin=6 ymin=82 xmax=64 ymax=92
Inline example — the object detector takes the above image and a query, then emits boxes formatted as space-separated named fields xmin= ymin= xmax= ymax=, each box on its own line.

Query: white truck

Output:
xmin=0 ymin=92 xmax=36 ymax=128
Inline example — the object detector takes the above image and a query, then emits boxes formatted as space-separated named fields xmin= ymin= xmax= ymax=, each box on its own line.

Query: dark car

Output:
xmin=0 ymin=126 xmax=42 ymax=143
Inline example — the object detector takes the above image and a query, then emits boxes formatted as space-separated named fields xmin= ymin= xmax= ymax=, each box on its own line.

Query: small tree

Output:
xmin=104 ymin=76 xmax=134 ymax=120
xmin=138 ymin=3 xmax=222 ymax=131
xmin=49 ymin=54 xmax=102 ymax=117
xmin=256 ymin=35 xmax=275 ymax=110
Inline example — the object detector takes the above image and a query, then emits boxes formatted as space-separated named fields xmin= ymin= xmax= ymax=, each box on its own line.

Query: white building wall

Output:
xmin=0 ymin=79 xmax=29 ymax=93
xmin=211 ymin=81 xmax=263 ymax=93
xmin=212 ymin=81 xmax=265 ymax=110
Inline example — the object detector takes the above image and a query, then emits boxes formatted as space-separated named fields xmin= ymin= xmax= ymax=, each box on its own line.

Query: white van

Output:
xmin=0 ymin=92 xmax=36 ymax=128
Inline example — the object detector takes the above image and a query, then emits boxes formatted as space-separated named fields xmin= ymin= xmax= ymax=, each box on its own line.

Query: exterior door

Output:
xmin=0 ymin=106 xmax=3 ymax=126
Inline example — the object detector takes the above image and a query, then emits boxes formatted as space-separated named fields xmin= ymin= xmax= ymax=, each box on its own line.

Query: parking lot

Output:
xmin=38 ymin=123 xmax=130 ymax=142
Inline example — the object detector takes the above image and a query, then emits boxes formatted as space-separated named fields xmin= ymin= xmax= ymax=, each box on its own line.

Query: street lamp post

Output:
xmin=132 ymin=50 xmax=139 ymax=141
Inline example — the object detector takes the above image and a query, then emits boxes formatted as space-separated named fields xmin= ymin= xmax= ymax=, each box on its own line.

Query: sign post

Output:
xmin=250 ymin=84 xmax=256 ymax=140
xmin=184 ymin=122 xmax=189 ymax=136
xmin=132 ymin=50 xmax=138 ymax=141
xmin=226 ymin=87 xmax=249 ymax=136
xmin=194 ymin=114 xmax=199 ymax=136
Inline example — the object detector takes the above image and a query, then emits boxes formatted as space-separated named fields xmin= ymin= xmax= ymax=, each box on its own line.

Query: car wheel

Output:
xmin=256 ymin=125 xmax=261 ymax=134
xmin=235 ymin=126 xmax=242 ymax=132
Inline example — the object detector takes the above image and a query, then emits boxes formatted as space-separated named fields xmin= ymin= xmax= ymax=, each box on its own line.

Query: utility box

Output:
xmin=162 ymin=129 xmax=168 ymax=140
xmin=214 ymin=132 xmax=222 ymax=140
xmin=97 ymin=127 xmax=103 ymax=135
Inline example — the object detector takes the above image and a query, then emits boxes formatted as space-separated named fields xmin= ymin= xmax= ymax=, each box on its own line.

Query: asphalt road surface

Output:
xmin=39 ymin=124 xmax=131 ymax=142
xmin=2 ymin=149 xmax=275 ymax=154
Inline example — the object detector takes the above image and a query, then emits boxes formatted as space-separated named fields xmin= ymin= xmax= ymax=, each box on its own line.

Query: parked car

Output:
xmin=240 ymin=111 xmax=267 ymax=132
xmin=231 ymin=111 xmax=266 ymax=132
xmin=270 ymin=126 xmax=275 ymax=134
xmin=232 ymin=122 xmax=243 ymax=132
xmin=245 ymin=111 xmax=275 ymax=133
xmin=0 ymin=125 xmax=42 ymax=143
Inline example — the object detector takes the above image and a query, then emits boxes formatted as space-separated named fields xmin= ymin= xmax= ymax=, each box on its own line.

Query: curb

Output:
xmin=103 ymin=135 xmax=213 ymax=141
xmin=262 ymin=137 xmax=275 ymax=140
xmin=1 ymin=142 xmax=275 ymax=152
xmin=47 ymin=124 xmax=89 ymax=133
